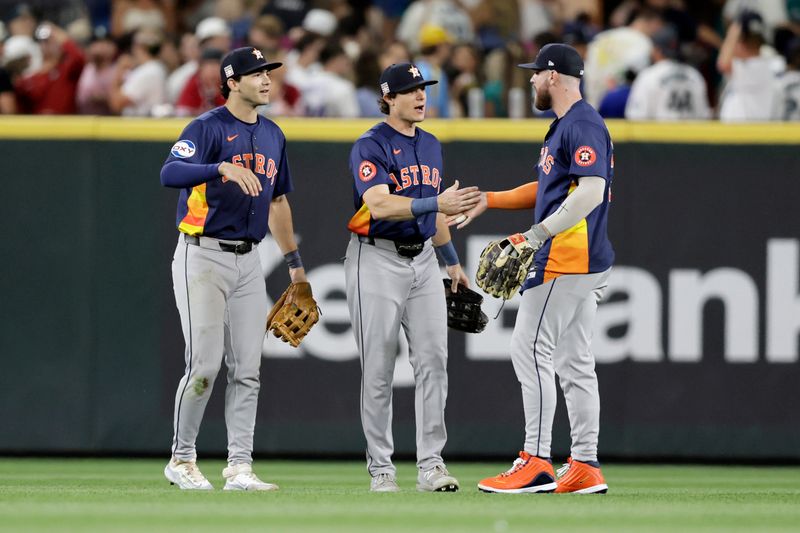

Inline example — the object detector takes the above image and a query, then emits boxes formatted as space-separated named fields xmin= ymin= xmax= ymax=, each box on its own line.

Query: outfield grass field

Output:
xmin=0 ymin=459 xmax=798 ymax=532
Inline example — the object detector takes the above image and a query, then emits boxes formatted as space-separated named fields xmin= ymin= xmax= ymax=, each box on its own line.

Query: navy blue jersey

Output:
xmin=162 ymin=106 xmax=293 ymax=241
xmin=348 ymin=122 xmax=442 ymax=241
xmin=522 ymin=99 xmax=615 ymax=291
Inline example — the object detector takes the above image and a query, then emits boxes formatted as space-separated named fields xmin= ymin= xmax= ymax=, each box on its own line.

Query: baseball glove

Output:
xmin=444 ymin=279 xmax=488 ymax=333
xmin=266 ymin=282 xmax=319 ymax=347
xmin=476 ymin=233 xmax=538 ymax=299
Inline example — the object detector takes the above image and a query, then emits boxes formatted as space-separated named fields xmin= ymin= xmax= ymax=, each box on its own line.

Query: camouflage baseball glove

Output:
xmin=266 ymin=282 xmax=319 ymax=347
xmin=475 ymin=233 xmax=539 ymax=299
xmin=443 ymin=279 xmax=488 ymax=333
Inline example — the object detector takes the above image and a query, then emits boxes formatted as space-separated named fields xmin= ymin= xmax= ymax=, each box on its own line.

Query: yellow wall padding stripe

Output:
xmin=0 ymin=116 xmax=799 ymax=144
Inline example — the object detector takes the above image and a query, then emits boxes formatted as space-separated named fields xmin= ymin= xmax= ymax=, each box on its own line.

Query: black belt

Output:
xmin=358 ymin=235 xmax=425 ymax=258
xmin=184 ymin=234 xmax=254 ymax=255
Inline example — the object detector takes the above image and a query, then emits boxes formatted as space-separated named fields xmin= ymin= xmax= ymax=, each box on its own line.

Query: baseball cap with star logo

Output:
xmin=518 ymin=43 xmax=584 ymax=78
xmin=220 ymin=47 xmax=282 ymax=81
xmin=378 ymin=62 xmax=438 ymax=96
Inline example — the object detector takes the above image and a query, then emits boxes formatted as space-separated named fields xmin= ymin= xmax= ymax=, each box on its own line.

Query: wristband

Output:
xmin=284 ymin=249 xmax=303 ymax=269
xmin=410 ymin=196 xmax=438 ymax=217
xmin=435 ymin=241 xmax=459 ymax=266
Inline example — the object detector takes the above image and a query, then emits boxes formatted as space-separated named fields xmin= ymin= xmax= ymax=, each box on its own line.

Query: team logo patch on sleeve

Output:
xmin=171 ymin=140 xmax=196 ymax=158
xmin=574 ymin=146 xmax=597 ymax=167
xmin=358 ymin=161 xmax=377 ymax=182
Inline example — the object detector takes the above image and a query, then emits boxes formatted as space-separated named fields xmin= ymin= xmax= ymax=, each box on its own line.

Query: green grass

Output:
xmin=0 ymin=459 xmax=798 ymax=532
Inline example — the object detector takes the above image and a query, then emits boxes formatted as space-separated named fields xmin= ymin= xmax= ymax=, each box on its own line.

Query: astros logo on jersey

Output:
xmin=359 ymin=161 xmax=377 ymax=182
xmin=539 ymin=146 xmax=554 ymax=175
xmin=574 ymin=146 xmax=597 ymax=167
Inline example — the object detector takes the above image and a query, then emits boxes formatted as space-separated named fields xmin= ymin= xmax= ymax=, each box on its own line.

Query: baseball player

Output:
xmin=344 ymin=63 xmax=481 ymax=492
xmin=455 ymin=44 xmax=614 ymax=494
xmin=625 ymin=26 xmax=711 ymax=121
xmin=160 ymin=47 xmax=307 ymax=491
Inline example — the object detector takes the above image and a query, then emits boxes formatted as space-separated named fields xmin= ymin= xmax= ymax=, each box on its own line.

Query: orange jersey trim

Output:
xmin=178 ymin=183 xmax=209 ymax=235
xmin=543 ymin=219 xmax=590 ymax=282
xmin=486 ymin=182 xmax=538 ymax=210
xmin=347 ymin=203 xmax=372 ymax=235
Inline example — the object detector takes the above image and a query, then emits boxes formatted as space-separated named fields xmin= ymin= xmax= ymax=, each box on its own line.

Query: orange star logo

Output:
xmin=252 ymin=48 xmax=264 ymax=60
xmin=408 ymin=66 xmax=421 ymax=78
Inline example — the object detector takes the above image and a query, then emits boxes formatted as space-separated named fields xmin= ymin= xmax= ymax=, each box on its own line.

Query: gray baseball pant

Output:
xmin=345 ymin=234 xmax=449 ymax=477
xmin=511 ymin=268 xmax=610 ymax=462
xmin=170 ymin=235 xmax=267 ymax=466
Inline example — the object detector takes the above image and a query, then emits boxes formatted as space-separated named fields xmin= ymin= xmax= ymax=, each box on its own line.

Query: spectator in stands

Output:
xmin=284 ymin=32 xmax=326 ymax=94
xmin=247 ymin=14 xmax=284 ymax=59
xmin=378 ymin=40 xmax=411 ymax=70
xmin=167 ymin=17 xmax=231 ymax=104
xmin=415 ymin=24 xmax=452 ymax=117
xmin=447 ymin=43 xmax=481 ymax=117
xmin=771 ymin=38 xmax=800 ymax=120
xmin=260 ymin=0 xmax=311 ymax=35
xmin=76 ymin=32 xmax=118 ymax=115
xmin=110 ymin=0 xmax=172 ymax=37
xmin=110 ymin=28 xmax=167 ymax=116
xmin=301 ymin=8 xmax=338 ymax=38
xmin=256 ymin=54 xmax=304 ymax=118
xmin=2 ymin=35 xmax=40 ymax=80
xmin=166 ymin=32 xmax=200 ymax=104
xmin=718 ymin=10 xmax=784 ymax=121
xmin=174 ymin=47 xmax=225 ymax=117
xmin=625 ymin=25 xmax=711 ymax=120
xmin=598 ymin=69 xmax=636 ymax=118
xmin=14 ymin=22 xmax=85 ymax=114
xmin=583 ymin=6 xmax=664 ymax=107
xmin=302 ymin=40 xmax=359 ymax=117
xmin=397 ymin=0 xmax=474 ymax=53
xmin=5 ymin=4 xmax=37 ymax=38
xmin=354 ymin=49 xmax=383 ymax=117
xmin=0 ymin=43 xmax=16 ymax=114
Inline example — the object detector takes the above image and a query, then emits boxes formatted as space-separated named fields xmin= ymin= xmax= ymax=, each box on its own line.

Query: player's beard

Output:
xmin=534 ymin=86 xmax=552 ymax=111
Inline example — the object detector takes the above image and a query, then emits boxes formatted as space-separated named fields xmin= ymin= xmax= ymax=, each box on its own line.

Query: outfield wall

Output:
xmin=1 ymin=117 xmax=799 ymax=460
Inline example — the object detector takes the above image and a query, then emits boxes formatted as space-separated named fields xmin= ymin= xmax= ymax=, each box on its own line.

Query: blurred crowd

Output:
xmin=0 ymin=0 xmax=799 ymax=121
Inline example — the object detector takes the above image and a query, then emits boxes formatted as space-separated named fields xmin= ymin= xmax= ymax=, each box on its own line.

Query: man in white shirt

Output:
xmin=583 ymin=7 xmax=663 ymax=107
xmin=718 ymin=10 xmax=785 ymax=121
xmin=771 ymin=39 xmax=800 ymax=120
xmin=625 ymin=26 xmax=711 ymax=120
xmin=110 ymin=29 xmax=167 ymax=116
xmin=301 ymin=41 xmax=359 ymax=117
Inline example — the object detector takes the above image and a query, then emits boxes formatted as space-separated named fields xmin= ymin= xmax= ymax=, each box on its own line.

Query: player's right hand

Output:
xmin=446 ymin=191 xmax=488 ymax=229
xmin=437 ymin=180 xmax=481 ymax=216
xmin=219 ymin=162 xmax=262 ymax=197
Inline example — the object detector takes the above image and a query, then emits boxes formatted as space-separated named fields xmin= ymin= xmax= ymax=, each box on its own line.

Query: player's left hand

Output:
xmin=446 ymin=264 xmax=469 ymax=292
xmin=289 ymin=267 xmax=307 ymax=284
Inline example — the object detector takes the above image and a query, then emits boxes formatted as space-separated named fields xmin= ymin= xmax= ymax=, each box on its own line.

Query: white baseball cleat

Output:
xmin=417 ymin=465 xmax=460 ymax=492
xmin=164 ymin=458 xmax=214 ymax=490
xmin=370 ymin=473 xmax=400 ymax=492
xmin=222 ymin=463 xmax=279 ymax=491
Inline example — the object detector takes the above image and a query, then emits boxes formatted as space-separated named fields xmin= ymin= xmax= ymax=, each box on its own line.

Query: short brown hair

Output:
xmin=221 ymin=75 xmax=241 ymax=99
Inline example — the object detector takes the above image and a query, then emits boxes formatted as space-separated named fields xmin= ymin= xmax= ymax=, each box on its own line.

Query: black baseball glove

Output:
xmin=444 ymin=279 xmax=488 ymax=333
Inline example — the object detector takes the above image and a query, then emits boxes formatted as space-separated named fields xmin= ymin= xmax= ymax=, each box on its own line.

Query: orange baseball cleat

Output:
xmin=554 ymin=457 xmax=608 ymax=494
xmin=478 ymin=451 xmax=557 ymax=493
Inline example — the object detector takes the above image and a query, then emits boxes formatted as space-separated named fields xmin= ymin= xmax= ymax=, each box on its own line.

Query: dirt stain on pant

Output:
xmin=193 ymin=377 xmax=209 ymax=395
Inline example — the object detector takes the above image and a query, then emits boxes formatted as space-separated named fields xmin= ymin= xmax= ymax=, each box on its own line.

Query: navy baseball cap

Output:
xmin=518 ymin=43 xmax=584 ymax=78
xmin=379 ymin=63 xmax=438 ymax=95
xmin=220 ymin=46 xmax=281 ymax=80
